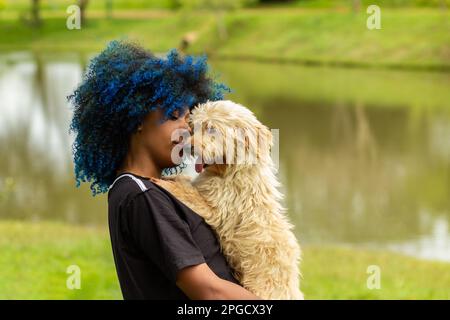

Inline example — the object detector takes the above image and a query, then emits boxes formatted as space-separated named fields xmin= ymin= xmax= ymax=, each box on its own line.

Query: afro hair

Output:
xmin=68 ymin=40 xmax=230 ymax=195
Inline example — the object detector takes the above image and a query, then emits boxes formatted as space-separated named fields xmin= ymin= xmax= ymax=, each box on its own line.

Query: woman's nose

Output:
xmin=181 ymin=116 xmax=192 ymax=134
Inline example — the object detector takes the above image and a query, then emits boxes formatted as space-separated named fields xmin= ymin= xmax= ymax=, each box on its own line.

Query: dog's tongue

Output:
xmin=195 ymin=162 xmax=204 ymax=173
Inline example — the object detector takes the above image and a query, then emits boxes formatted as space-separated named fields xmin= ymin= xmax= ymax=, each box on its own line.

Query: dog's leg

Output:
xmin=151 ymin=176 xmax=215 ymax=222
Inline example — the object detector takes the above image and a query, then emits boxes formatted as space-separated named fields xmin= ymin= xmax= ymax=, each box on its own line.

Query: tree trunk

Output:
xmin=31 ymin=0 xmax=41 ymax=26
xmin=78 ymin=0 xmax=89 ymax=25
xmin=105 ymin=0 xmax=113 ymax=19
xmin=352 ymin=0 xmax=361 ymax=13
xmin=216 ymin=10 xmax=227 ymax=41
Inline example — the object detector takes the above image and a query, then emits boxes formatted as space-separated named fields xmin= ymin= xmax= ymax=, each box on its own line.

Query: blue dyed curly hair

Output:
xmin=68 ymin=40 xmax=230 ymax=195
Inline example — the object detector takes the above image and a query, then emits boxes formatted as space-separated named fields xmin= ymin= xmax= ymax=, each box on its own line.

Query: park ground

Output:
xmin=1 ymin=220 xmax=449 ymax=299
xmin=0 ymin=5 xmax=449 ymax=71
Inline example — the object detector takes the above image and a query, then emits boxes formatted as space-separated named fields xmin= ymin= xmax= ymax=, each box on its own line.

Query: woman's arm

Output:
xmin=176 ymin=263 xmax=262 ymax=300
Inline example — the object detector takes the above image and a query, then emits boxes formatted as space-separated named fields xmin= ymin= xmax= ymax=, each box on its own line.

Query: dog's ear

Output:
xmin=243 ymin=130 xmax=257 ymax=152
xmin=242 ymin=126 xmax=273 ymax=165
xmin=229 ymin=126 xmax=273 ymax=165
xmin=258 ymin=125 xmax=273 ymax=149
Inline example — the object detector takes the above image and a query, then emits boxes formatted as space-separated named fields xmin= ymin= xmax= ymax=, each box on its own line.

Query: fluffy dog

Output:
xmin=152 ymin=100 xmax=304 ymax=299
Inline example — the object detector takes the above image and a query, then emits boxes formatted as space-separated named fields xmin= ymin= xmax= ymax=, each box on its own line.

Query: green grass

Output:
xmin=197 ymin=8 xmax=450 ymax=70
xmin=1 ymin=0 xmax=449 ymax=11
xmin=302 ymin=246 xmax=450 ymax=299
xmin=0 ymin=14 xmax=207 ymax=53
xmin=0 ymin=8 xmax=449 ymax=70
xmin=0 ymin=220 xmax=449 ymax=299
xmin=0 ymin=221 xmax=121 ymax=299
xmin=276 ymin=0 xmax=450 ymax=9
xmin=0 ymin=0 xmax=175 ymax=12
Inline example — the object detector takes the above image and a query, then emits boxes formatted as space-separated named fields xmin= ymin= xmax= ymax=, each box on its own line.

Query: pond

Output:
xmin=0 ymin=52 xmax=449 ymax=262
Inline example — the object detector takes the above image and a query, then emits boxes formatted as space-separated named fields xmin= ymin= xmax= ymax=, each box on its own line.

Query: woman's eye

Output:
xmin=169 ymin=109 xmax=189 ymax=121
xmin=169 ymin=111 xmax=180 ymax=120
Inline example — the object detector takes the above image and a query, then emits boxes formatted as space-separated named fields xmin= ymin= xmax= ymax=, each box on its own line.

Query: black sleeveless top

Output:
xmin=107 ymin=172 xmax=240 ymax=300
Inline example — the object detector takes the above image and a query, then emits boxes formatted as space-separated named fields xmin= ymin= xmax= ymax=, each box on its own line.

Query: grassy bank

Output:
xmin=0 ymin=220 xmax=449 ymax=299
xmin=0 ymin=8 xmax=449 ymax=70
xmin=0 ymin=221 xmax=121 ymax=299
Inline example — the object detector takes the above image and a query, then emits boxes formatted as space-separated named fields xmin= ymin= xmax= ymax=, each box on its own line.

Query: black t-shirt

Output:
xmin=107 ymin=172 xmax=240 ymax=300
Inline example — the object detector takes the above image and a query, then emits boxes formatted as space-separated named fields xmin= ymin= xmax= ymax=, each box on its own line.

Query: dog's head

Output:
xmin=189 ymin=100 xmax=273 ymax=175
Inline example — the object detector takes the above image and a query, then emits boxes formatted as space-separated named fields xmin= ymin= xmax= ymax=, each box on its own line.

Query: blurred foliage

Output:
xmin=174 ymin=0 xmax=259 ymax=10
xmin=291 ymin=0 xmax=449 ymax=8
xmin=191 ymin=9 xmax=450 ymax=69
xmin=0 ymin=7 xmax=448 ymax=69
xmin=0 ymin=177 xmax=16 ymax=208
xmin=0 ymin=0 xmax=448 ymax=12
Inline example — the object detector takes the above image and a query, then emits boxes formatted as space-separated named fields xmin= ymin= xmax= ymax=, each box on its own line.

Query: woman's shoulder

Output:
xmin=109 ymin=173 xmax=200 ymax=223
xmin=108 ymin=173 xmax=171 ymax=207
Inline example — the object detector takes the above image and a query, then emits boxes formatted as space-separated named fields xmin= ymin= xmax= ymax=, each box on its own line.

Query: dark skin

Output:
xmin=118 ymin=108 xmax=188 ymax=179
xmin=117 ymin=107 xmax=261 ymax=300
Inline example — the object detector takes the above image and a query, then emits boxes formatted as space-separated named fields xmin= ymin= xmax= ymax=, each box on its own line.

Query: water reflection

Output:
xmin=0 ymin=52 xmax=106 ymax=224
xmin=254 ymin=99 xmax=449 ymax=244
xmin=384 ymin=215 xmax=450 ymax=261
xmin=0 ymin=53 xmax=449 ymax=261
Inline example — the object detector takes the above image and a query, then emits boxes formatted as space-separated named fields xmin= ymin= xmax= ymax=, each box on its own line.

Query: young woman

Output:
xmin=68 ymin=40 xmax=260 ymax=300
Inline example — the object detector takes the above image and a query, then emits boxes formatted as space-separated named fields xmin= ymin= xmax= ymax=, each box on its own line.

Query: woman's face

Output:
xmin=138 ymin=107 xmax=191 ymax=170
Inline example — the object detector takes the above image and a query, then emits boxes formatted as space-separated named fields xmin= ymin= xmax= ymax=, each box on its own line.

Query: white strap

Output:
xmin=108 ymin=174 xmax=147 ymax=192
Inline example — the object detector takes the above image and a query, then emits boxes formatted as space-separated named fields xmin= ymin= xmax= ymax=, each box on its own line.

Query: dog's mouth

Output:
xmin=194 ymin=159 xmax=209 ymax=173
xmin=191 ymin=144 xmax=209 ymax=173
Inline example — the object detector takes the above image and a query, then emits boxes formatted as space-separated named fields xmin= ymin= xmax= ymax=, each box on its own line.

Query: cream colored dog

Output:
xmin=153 ymin=100 xmax=304 ymax=299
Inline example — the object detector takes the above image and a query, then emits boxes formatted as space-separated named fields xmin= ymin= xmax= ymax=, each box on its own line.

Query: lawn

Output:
xmin=0 ymin=7 xmax=448 ymax=70
xmin=0 ymin=220 xmax=449 ymax=299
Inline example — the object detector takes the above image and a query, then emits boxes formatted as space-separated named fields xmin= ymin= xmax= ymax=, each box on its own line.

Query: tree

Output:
xmin=30 ymin=0 xmax=41 ymax=26
xmin=105 ymin=0 xmax=113 ymax=19
xmin=169 ymin=0 xmax=183 ymax=10
xmin=352 ymin=0 xmax=361 ymax=13
xmin=0 ymin=0 xmax=5 ymax=15
xmin=78 ymin=0 xmax=89 ymax=25
xmin=179 ymin=0 xmax=256 ymax=41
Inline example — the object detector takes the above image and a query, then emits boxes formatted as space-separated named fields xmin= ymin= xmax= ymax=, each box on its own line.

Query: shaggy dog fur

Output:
xmin=152 ymin=100 xmax=304 ymax=299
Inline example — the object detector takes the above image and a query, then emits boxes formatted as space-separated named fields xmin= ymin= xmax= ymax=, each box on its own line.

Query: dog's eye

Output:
xmin=206 ymin=127 xmax=216 ymax=134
